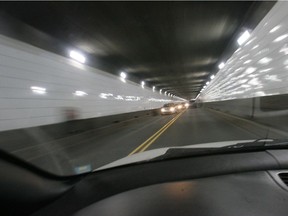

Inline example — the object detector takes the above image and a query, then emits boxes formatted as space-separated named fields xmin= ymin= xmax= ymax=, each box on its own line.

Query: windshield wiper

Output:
xmin=150 ymin=139 xmax=288 ymax=162
xmin=223 ymin=138 xmax=288 ymax=149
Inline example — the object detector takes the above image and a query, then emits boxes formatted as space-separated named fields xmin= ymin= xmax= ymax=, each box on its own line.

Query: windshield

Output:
xmin=0 ymin=1 xmax=287 ymax=176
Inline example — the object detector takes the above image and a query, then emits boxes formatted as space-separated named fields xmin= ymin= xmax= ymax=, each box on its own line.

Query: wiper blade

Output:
xmin=150 ymin=139 xmax=288 ymax=162
xmin=223 ymin=138 xmax=288 ymax=149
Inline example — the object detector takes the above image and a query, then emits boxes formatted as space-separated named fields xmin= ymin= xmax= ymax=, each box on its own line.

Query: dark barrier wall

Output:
xmin=0 ymin=108 xmax=160 ymax=153
xmin=203 ymin=94 xmax=288 ymax=132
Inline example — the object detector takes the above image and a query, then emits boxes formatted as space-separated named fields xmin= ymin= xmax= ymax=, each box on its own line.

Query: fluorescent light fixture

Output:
xmin=210 ymin=75 xmax=215 ymax=80
xmin=206 ymin=81 xmax=210 ymax=85
xmin=31 ymin=86 xmax=46 ymax=94
xmin=74 ymin=91 xmax=88 ymax=96
xmin=218 ymin=62 xmax=225 ymax=69
xmin=141 ymin=81 xmax=145 ymax=88
xmin=269 ymin=25 xmax=280 ymax=33
xmin=258 ymin=57 xmax=272 ymax=64
xmin=160 ymin=89 xmax=162 ymax=94
xmin=274 ymin=34 xmax=288 ymax=42
xmin=152 ymin=86 xmax=155 ymax=92
xmin=237 ymin=30 xmax=250 ymax=45
xmin=69 ymin=50 xmax=86 ymax=63
xmin=120 ymin=72 xmax=127 ymax=79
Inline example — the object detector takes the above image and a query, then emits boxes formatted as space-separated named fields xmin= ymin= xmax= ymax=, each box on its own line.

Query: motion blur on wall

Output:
xmin=199 ymin=2 xmax=288 ymax=133
xmin=0 ymin=35 xmax=182 ymax=132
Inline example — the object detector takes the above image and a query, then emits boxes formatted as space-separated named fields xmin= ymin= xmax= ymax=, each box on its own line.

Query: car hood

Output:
xmin=95 ymin=139 xmax=254 ymax=171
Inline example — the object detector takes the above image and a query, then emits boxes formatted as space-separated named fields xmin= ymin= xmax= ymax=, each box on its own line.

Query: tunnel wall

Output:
xmin=203 ymin=94 xmax=288 ymax=132
xmin=0 ymin=34 xmax=174 ymax=132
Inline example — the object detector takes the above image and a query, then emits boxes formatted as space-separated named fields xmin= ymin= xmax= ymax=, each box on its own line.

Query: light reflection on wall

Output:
xmin=201 ymin=2 xmax=288 ymax=102
xmin=98 ymin=93 xmax=171 ymax=103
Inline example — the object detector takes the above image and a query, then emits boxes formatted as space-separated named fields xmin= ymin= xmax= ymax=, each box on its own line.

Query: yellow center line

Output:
xmin=128 ymin=110 xmax=185 ymax=155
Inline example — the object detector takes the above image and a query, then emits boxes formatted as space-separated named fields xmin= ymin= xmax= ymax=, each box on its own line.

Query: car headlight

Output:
xmin=185 ymin=103 xmax=189 ymax=107
xmin=178 ymin=105 xmax=182 ymax=109
xmin=170 ymin=107 xmax=175 ymax=112
xmin=161 ymin=108 xmax=165 ymax=112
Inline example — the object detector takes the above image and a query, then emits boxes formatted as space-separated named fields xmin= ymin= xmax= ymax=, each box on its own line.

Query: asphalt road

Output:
xmin=10 ymin=108 xmax=288 ymax=175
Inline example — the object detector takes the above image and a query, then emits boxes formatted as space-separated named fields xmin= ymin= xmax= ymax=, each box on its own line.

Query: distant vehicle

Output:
xmin=175 ymin=102 xmax=189 ymax=112
xmin=160 ymin=103 xmax=176 ymax=115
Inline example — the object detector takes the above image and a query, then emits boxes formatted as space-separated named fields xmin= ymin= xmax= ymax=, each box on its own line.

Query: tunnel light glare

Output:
xmin=258 ymin=57 xmax=272 ymax=64
xmin=259 ymin=68 xmax=272 ymax=73
xmin=218 ymin=62 xmax=225 ymax=69
xmin=210 ymin=75 xmax=215 ymax=80
xmin=280 ymin=44 xmax=288 ymax=55
xmin=69 ymin=50 xmax=86 ymax=63
xmin=141 ymin=81 xmax=145 ymax=88
xmin=74 ymin=91 xmax=88 ymax=96
xmin=244 ymin=59 xmax=252 ymax=64
xmin=252 ymin=44 xmax=259 ymax=50
xmin=237 ymin=30 xmax=250 ymax=45
xmin=31 ymin=86 xmax=46 ymax=94
xmin=120 ymin=72 xmax=127 ymax=79
xmin=152 ymin=86 xmax=155 ymax=92
xmin=274 ymin=34 xmax=288 ymax=42
xmin=269 ymin=25 xmax=281 ymax=33
xmin=120 ymin=77 xmax=126 ymax=83
xmin=206 ymin=81 xmax=210 ymax=85
xmin=240 ymin=54 xmax=249 ymax=60
xmin=245 ymin=67 xmax=257 ymax=74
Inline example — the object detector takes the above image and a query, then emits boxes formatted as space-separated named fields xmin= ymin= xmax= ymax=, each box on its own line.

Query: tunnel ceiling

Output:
xmin=0 ymin=1 xmax=275 ymax=99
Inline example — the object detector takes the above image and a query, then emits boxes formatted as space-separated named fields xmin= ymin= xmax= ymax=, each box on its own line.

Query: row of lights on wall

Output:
xmin=120 ymin=71 xmax=175 ymax=97
xmin=198 ymin=30 xmax=252 ymax=98
xmin=68 ymin=50 xmax=175 ymax=98
xmin=31 ymin=86 xmax=88 ymax=96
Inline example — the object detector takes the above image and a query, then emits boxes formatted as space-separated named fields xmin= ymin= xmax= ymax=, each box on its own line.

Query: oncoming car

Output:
xmin=160 ymin=103 xmax=176 ymax=115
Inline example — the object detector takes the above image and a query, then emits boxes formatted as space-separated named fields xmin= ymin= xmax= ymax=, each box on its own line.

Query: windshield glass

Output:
xmin=1 ymin=1 xmax=287 ymax=176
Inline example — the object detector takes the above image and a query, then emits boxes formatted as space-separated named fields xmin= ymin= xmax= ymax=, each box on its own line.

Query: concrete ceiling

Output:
xmin=0 ymin=1 xmax=275 ymax=99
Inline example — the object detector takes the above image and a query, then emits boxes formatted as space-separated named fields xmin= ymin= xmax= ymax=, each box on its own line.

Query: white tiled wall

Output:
xmin=0 ymin=35 xmax=175 ymax=131
xmin=201 ymin=1 xmax=288 ymax=102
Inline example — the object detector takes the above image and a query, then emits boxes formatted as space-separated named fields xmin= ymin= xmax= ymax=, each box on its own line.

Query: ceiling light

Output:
xmin=206 ymin=81 xmax=210 ymax=85
xmin=69 ymin=50 xmax=86 ymax=63
xmin=120 ymin=72 xmax=127 ymax=79
xmin=274 ymin=34 xmax=288 ymax=42
xmin=269 ymin=25 xmax=281 ymax=33
xmin=210 ymin=75 xmax=215 ymax=80
xmin=218 ymin=62 xmax=225 ymax=69
xmin=258 ymin=57 xmax=272 ymax=64
xmin=244 ymin=59 xmax=252 ymax=64
xmin=237 ymin=30 xmax=250 ymax=45
xmin=74 ymin=91 xmax=88 ymax=96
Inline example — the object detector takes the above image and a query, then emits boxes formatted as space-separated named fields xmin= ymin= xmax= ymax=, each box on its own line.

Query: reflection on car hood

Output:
xmin=95 ymin=140 xmax=254 ymax=171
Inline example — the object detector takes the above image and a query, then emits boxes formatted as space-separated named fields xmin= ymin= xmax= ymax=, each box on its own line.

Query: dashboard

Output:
xmin=1 ymin=149 xmax=288 ymax=215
